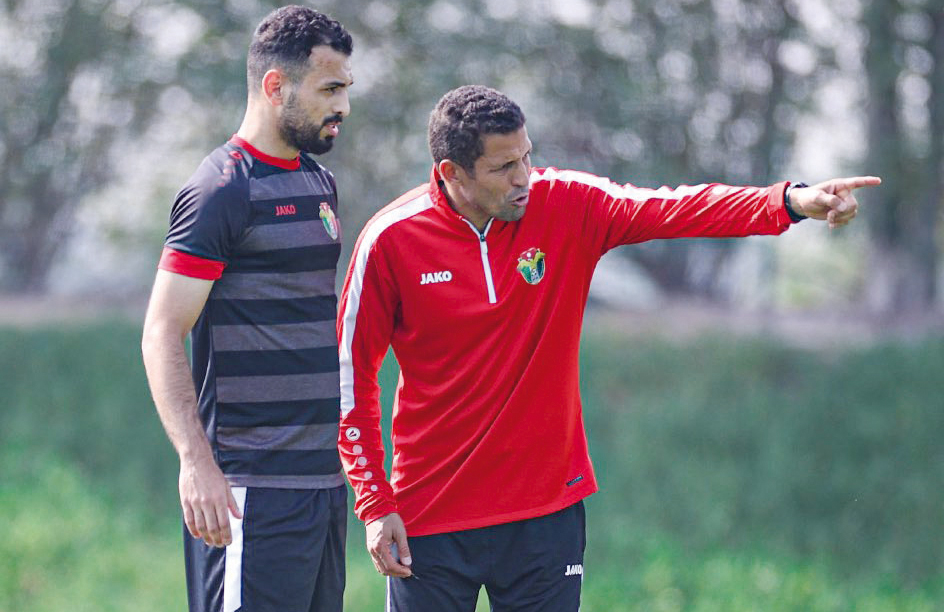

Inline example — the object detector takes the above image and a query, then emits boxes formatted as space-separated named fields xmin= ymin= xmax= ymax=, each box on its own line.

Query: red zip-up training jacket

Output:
xmin=338 ymin=166 xmax=794 ymax=536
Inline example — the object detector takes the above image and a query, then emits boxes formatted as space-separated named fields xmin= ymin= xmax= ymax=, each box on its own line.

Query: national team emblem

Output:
xmin=319 ymin=202 xmax=340 ymax=240
xmin=516 ymin=247 xmax=546 ymax=285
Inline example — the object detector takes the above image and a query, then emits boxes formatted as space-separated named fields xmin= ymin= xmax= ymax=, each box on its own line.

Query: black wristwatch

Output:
xmin=784 ymin=181 xmax=808 ymax=222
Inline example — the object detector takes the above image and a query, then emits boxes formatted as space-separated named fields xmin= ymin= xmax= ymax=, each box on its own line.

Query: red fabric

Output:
xmin=338 ymin=167 xmax=792 ymax=536
xmin=229 ymin=134 xmax=300 ymax=171
xmin=158 ymin=247 xmax=225 ymax=280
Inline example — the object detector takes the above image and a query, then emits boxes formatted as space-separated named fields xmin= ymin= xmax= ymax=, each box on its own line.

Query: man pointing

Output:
xmin=338 ymin=84 xmax=879 ymax=612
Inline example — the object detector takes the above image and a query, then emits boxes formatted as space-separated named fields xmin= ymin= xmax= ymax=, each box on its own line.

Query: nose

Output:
xmin=334 ymin=89 xmax=350 ymax=118
xmin=511 ymin=160 xmax=530 ymax=188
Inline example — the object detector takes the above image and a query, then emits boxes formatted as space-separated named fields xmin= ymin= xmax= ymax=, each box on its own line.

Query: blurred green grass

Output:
xmin=1 ymin=320 xmax=941 ymax=610
xmin=0 ymin=444 xmax=182 ymax=612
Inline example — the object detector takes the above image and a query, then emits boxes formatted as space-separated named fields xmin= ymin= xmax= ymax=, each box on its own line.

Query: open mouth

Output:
xmin=323 ymin=122 xmax=340 ymax=138
xmin=511 ymin=193 xmax=529 ymax=207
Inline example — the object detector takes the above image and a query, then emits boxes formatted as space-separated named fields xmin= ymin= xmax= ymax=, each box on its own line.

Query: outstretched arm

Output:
xmin=786 ymin=176 xmax=882 ymax=229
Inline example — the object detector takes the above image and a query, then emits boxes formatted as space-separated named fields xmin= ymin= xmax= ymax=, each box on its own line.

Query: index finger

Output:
xmin=183 ymin=504 xmax=200 ymax=538
xmin=829 ymin=176 xmax=882 ymax=191
xmin=216 ymin=503 xmax=233 ymax=546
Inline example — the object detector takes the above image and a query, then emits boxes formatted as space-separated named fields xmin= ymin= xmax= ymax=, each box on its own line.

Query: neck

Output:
xmin=235 ymin=103 xmax=298 ymax=160
xmin=441 ymin=180 xmax=489 ymax=232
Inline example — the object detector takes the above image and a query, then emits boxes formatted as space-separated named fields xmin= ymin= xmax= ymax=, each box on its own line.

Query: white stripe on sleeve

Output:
xmin=339 ymin=194 xmax=433 ymax=417
xmin=533 ymin=167 xmax=707 ymax=201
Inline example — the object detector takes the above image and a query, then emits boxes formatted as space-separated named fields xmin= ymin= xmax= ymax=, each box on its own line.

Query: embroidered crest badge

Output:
xmin=516 ymin=247 xmax=546 ymax=285
xmin=319 ymin=202 xmax=340 ymax=240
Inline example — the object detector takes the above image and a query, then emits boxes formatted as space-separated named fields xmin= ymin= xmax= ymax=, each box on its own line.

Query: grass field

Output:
xmin=3 ymin=447 xmax=939 ymax=611
xmin=1 ymin=320 xmax=942 ymax=610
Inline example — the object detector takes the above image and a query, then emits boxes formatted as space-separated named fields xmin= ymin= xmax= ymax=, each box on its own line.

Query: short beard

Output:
xmin=278 ymin=92 xmax=338 ymax=155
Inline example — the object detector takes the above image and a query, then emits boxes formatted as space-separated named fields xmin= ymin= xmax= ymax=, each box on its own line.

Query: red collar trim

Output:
xmin=428 ymin=166 xmax=452 ymax=211
xmin=228 ymin=135 xmax=300 ymax=170
xmin=429 ymin=166 xmax=467 ymax=221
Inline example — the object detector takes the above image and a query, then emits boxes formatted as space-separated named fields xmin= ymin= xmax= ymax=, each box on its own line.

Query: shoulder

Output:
xmin=301 ymin=154 xmax=333 ymax=178
xmin=294 ymin=154 xmax=337 ymax=197
xmin=529 ymin=166 xmax=658 ymax=206
xmin=525 ymin=167 xmax=604 ymax=212
xmin=367 ymin=184 xmax=434 ymax=230
xmin=301 ymin=153 xmax=332 ymax=177
xmin=176 ymin=144 xmax=251 ymax=211
xmin=354 ymin=184 xmax=435 ymax=253
xmin=530 ymin=166 xmax=610 ymax=191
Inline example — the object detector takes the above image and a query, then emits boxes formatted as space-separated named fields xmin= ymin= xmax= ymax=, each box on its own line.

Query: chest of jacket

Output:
xmin=381 ymin=204 xmax=593 ymax=343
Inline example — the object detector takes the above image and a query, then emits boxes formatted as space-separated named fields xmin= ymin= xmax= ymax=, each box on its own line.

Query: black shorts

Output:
xmin=388 ymin=501 xmax=586 ymax=612
xmin=183 ymin=485 xmax=346 ymax=612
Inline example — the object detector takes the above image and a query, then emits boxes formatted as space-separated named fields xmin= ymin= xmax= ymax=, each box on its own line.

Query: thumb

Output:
xmin=228 ymin=488 xmax=243 ymax=520
xmin=393 ymin=529 xmax=412 ymax=566
xmin=815 ymin=191 xmax=844 ymax=211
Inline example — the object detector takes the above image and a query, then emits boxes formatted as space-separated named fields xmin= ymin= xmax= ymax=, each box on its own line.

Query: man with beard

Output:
xmin=141 ymin=7 xmax=352 ymax=611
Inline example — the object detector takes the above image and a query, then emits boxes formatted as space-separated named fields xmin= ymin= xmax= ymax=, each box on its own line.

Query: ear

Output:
xmin=261 ymin=69 xmax=286 ymax=107
xmin=438 ymin=159 xmax=467 ymax=184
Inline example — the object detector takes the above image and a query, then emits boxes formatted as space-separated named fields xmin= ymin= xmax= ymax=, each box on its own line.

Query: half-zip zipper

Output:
xmin=462 ymin=218 xmax=497 ymax=304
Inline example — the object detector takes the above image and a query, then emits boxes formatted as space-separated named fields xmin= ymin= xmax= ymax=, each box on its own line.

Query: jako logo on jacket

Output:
xmin=420 ymin=271 xmax=453 ymax=284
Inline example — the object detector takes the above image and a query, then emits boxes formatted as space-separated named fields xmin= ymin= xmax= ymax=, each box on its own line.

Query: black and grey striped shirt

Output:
xmin=162 ymin=136 xmax=344 ymax=489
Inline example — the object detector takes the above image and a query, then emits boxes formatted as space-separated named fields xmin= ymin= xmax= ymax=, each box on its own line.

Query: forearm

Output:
xmin=339 ymin=389 xmax=398 ymax=522
xmin=338 ymin=254 xmax=400 ymax=522
xmin=649 ymin=181 xmax=792 ymax=239
xmin=141 ymin=323 xmax=213 ymax=463
xmin=581 ymin=176 xmax=793 ymax=249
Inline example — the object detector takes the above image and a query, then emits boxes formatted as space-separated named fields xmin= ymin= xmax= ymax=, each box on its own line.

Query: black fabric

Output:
xmin=214 ymin=347 xmax=340 ymax=377
xmin=184 ymin=521 xmax=225 ymax=612
xmin=216 ymin=398 xmax=342 ymax=428
xmin=218 ymin=449 xmax=342 ymax=477
xmin=228 ymin=244 xmax=342 ymax=273
xmin=183 ymin=485 xmax=347 ymax=612
xmin=207 ymin=296 xmax=338 ymax=326
xmin=388 ymin=501 xmax=586 ymax=612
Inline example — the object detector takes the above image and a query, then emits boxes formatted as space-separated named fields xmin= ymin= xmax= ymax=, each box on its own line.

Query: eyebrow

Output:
xmin=322 ymin=78 xmax=353 ymax=89
xmin=492 ymin=148 xmax=532 ymax=168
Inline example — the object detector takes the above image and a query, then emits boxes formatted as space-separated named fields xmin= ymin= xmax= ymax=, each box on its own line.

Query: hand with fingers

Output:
xmin=366 ymin=512 xmax=413 ymax=578
xmin=786 ymin=176 xmax=882 ymax=229
xmin=179 ymin=452 xmax=243 ymax=548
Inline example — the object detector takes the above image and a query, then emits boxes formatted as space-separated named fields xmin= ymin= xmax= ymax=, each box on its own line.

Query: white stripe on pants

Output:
xmin=223 ymin=487 xmax=248 ymax=612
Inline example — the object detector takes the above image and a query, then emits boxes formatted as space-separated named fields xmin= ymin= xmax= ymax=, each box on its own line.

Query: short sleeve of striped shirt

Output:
xmin=162 ymin=151 xmax=251 ymax=279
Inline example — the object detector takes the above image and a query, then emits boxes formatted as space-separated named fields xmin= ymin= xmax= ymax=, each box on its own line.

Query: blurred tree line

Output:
xmin=0 ymin=0 xmax=940 ymax=313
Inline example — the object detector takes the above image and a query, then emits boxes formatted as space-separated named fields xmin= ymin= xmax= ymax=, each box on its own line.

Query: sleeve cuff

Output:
xmin=360 ymin=499 xmax=399 ymax=525
xmin=158 ymin=247 xmax=226 ymax=280
xmin=783 ymin=182 xmax=809 ymax=223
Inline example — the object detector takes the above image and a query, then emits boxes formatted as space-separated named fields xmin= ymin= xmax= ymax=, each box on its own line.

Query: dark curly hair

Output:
xmin=428 ymin=86 xmax=526 ymax=174
xmin=247 ymin=5 xmax=352 ymax=93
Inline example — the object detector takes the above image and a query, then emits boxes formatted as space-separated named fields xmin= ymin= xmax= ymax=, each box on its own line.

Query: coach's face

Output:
xmin=279 ymin=45 xmax=353 ymax=155
xmin=447 ymin=127 xmax=532 ymax=231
